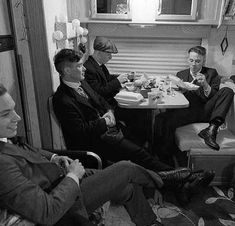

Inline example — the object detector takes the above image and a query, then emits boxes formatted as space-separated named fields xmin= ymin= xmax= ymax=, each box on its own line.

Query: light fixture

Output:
xmin=53 ymin=19 xmax=89 ymax=49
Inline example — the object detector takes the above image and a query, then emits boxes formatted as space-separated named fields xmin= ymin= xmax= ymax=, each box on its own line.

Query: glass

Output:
xmin=127 ymin=71 xmax=135 ymax=82
xmin=156 ymin=0 xmax=198 ymax=21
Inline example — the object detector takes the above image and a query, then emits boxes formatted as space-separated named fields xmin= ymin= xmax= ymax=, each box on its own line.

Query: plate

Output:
xmin=183 ymin=82 xmax=200 ymax=90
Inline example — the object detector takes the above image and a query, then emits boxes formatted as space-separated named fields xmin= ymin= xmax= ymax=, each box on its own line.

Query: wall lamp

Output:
xmin=52 ymin=19 xmax=88 ymax=49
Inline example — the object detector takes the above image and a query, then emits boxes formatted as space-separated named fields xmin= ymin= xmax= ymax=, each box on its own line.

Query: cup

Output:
xmin=140 ymin=88 xmax=151 ymax=98
xmin=148 ymin=91 xmax=163 ymax=104
xmin=127 ymin=71 xmax=135 ymax=82
xmin=151 ymin=88 xmax=159 ymax=93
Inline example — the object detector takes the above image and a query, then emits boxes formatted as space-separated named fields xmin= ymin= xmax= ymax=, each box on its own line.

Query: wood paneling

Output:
xmin=23 ymin=0 xmax=53 ymax=148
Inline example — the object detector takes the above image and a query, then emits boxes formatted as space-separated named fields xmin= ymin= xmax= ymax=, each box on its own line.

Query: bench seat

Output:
xmin=175 ymin=81 xmax=235 ymax=185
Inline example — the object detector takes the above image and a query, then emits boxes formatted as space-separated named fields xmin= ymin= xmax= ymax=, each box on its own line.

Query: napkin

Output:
xmin=114 ymin=90 xmax=144 ymax=104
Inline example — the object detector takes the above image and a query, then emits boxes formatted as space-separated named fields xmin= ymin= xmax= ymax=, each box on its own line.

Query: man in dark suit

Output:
xmin=53 ymin=49 xmax=174 ymax=172
xmin=84 ymin=36 xmax=147 ymax=144
xmin=52 ymin=48 xmax=214 ymax=194
xmin=0 ymin=82 xmax=168 ymax=226
xmin=84 ymin=36 xmax=127 ymax=106
xmin=155 ymin=46 xmax=234 ymax=163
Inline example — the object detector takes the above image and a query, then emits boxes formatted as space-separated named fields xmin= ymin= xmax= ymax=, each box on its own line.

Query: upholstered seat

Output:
xmin=175 ymin=123 xmax=235 ymax=152
xmin=175 ymin=80 xmax=235 ymax=185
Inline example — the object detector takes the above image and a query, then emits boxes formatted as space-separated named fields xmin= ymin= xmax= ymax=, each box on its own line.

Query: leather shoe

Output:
xmin=158 ymin=168 xmax=191 ymax=187
xmin=187 ymin=170 xmax=215 ymax=190
xmin=175 ymin=170 xmax=215 ymax=206
xmin=198 ymin=126 xmax=220 ymax=150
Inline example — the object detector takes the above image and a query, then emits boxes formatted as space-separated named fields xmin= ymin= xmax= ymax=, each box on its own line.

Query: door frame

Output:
xmin=19 ymin=0 xmax=53 ymax=148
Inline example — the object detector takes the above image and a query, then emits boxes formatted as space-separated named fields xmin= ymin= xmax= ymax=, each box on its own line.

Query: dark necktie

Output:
xmin=76 ymin=86 xmax=88 ymax=98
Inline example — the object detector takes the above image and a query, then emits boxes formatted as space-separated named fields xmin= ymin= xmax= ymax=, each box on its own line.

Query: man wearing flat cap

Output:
xmin=84 ymin=36 xmax=128 ymax=107
xmin=84 ymin=37 xmax=148 ymax=144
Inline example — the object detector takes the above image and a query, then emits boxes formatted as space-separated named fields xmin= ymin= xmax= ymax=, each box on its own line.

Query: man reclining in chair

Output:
xmin=155 ymin=46 xmax=234 ymax=165
xmin=0 ymin=83 xmax=213 ymax=226
xmin=0 ymin=82 xmax=170 ymax=226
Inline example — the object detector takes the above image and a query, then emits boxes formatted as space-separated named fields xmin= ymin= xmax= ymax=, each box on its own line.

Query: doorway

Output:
xmin=0 ymin=0 xmax=29 ymax=139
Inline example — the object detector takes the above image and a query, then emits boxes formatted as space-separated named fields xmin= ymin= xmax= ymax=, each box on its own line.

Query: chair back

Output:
xmin=47 ymin=96 xmax=103 ymax=169
xmin=48 ymin=96 xmax=66 ymax=149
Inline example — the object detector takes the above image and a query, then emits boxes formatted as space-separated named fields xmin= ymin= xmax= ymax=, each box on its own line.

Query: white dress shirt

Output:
xmin=190 ymin=70 xmax=211 ymax=97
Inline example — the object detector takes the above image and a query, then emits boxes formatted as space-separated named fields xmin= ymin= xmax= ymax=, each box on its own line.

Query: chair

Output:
xmin=47 ymin=95 xmax=102 ymax=169
xmin=175 ymin=81 xmax=235 ymax=185
xmin=0 ymin=147 xmax=103 ymax=226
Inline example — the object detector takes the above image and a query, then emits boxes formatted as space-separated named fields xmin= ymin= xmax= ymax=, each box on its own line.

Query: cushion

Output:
xmin=175 ymin=123 xmax=235 ymax=151
xmin=220 ymin=81 xmax=235 ymax=92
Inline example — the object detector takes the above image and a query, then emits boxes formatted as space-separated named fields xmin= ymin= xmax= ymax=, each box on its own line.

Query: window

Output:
xmin=106 ymin=37 xmax=201 ymax=77
xmin=90 ymin=0 xmax=132 ymax=20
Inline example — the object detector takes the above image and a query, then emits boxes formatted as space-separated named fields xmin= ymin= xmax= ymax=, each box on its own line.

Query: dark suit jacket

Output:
xmin=176 ymin=66 xmax=220 ymax=104
xmin=0 ymin=141 xmax=83 ymax=225
xmin=84 ymin=56 xmax=121 ymax=105
xmin=53 ymin=81 xmax=111 ymax=150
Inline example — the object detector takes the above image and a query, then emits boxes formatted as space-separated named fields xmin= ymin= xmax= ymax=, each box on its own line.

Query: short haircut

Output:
xmin=0 ymin=83 xmax=7 ymax=96
xmin=54 ymin=49 xmax=83 ymax=76
xmin=188 ymin=46 xmax=206 ymax=56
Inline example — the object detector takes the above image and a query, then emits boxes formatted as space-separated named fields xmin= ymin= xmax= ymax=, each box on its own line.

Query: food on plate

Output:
xmin=125 ymin=82 xmax=136 ymax=91
xmin=134 ymin=79 xmax=143 ymax=87
xmin=180 ymin=82 xmax=200 ymax=90
xmin=134 ymin=74 xmax=148 ymax=87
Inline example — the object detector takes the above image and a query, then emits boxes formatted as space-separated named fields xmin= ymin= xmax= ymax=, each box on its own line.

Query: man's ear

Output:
xmin=202 ymin=56 xmax=206 ymax=66
xmin=63 ymin=66 xmax=71 ymax=75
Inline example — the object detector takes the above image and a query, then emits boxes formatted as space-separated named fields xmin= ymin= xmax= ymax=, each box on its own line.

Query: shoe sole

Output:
xmin=188 ymin=172 xmax=215 ymax=193
xmin=198 ymin=132 xmax=220 ymax=151
xmin=175 ymin=171 xmax=215 ymax=206
xmin=198 ymin=131 xmax=207 ymax=139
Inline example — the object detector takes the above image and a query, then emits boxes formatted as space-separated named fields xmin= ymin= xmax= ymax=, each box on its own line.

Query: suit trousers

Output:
xmin=94 ymin=136 xmax=173 ymax=172
xmin=155 ymin=87 xmax=234 ymax=155
xmin=80 ymin=161 xmax=157 ymax=226
xmin=115 ymin=106 xmax=148 ymax=145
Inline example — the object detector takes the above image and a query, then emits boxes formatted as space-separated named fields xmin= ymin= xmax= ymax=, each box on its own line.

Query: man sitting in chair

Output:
xmin=0 ymin=82 xmax=173 ymax=226
xmin=84 ymin=36 xmax=148 ymax=144
xmin=155 ymin=46 xmax=234 ymax=165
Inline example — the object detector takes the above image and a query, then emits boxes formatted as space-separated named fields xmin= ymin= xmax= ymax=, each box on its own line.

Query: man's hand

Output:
xmin=51 ymin=155 xmax=73 ymax=170
xmin=178 ymin=87 xmax=188 ymax=93
xmin=148 ymin=189 xmax=163 ymax=207
xmin=67 ymin=159 xmax=85 ymax=180
xmin=196 ymin=73 xmax=209 ymax=89
xmin=117 ymin=73 xmax=128 ymax=84
xmin=153 ymin=189 xmax=163 ymax=206
xmin=102 ymin=110 xmax=116 ymax=127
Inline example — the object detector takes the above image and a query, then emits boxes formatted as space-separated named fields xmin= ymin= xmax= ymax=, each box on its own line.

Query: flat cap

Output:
xmin=93 ymin=36 xmax=118 ymax=53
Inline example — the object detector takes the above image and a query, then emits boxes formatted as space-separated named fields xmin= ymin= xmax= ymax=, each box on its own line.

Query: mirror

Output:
xmin=90 ymin=0 xmax=131 ymax=20
xmin=156 ymin=0 xmax=198 ymax=21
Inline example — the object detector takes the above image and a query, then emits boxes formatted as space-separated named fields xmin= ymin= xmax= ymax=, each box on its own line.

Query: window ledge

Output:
xmin=79 ymin=18 xmax=220 ymax=26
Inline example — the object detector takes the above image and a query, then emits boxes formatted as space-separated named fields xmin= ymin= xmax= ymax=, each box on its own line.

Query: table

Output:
xmin=116 ymin=89 xmax=189 ymax=152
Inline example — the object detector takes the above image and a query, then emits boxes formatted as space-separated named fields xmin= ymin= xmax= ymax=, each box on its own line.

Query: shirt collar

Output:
xmin=190 ymin=68 xmax=202 ymax=78
xmin=92 ymin=55 xmax=102 ymax=66
xmin=63 ymin=79 xmax=81 ymax=90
